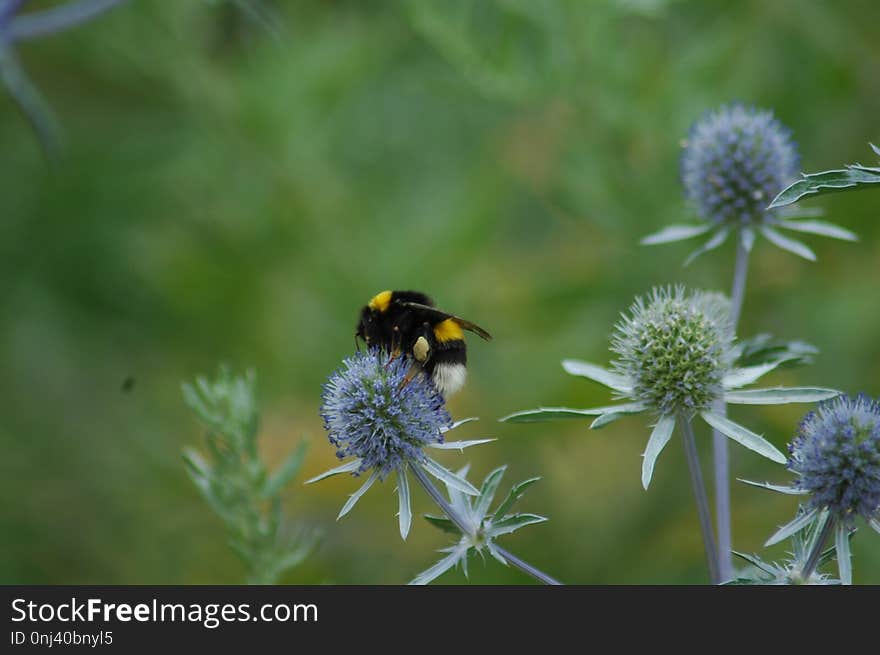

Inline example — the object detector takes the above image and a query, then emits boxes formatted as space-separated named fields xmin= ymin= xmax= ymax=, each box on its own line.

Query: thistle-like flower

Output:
xmin=503 ymin=286 xmax=839 ymax=489
xmin=308 ymin=350 xmax=492 ymax=540
xmin=790 ymin=394 xmax=880 ymax=524
xmin=746 ymin=395 xmax=880 ymax=583
xmin=411 ymin=465 xmax=546 ymax=585
xmin=642 ymin=104 xmax=857 ymax=263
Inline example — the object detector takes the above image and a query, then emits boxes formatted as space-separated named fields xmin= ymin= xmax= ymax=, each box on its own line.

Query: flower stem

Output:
xmin=729 ymin=234 xmax=750 ymax=328
xmin=712 ymin=235 xmax=751 ymax=581
xmin=410 ymin=462 xmax=562 ymax=585
xmin=681 ymin=418 xmax=720 ymax=584
xmin=800 ymin=514 xmax=835 ymax=582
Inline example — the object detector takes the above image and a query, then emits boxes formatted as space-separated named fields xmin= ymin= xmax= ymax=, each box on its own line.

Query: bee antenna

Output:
xmin=354 ymin=334 xmax=361 ymax=353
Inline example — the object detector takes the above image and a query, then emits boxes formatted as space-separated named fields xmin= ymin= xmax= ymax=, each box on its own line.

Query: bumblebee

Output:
xmin=355 ymin=290 xmax=491 ymax=397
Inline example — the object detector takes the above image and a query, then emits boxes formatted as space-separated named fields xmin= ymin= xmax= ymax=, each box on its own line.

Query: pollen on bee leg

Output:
xmin=412 ymin=336 xmax=430 ymax=363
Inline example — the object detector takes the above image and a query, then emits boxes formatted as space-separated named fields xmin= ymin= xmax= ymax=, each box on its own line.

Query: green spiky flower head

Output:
xmin=611 ymin=286 xmax=734 ymax=416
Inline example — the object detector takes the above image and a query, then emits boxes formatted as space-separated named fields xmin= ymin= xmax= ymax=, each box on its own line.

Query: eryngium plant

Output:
xmin=412 ymin=465 xmax=546 ymax=585
xmin=642 ymin=104 xmax=856 ymax=263
xmin=750 ymin=395 xmax=880 ymax=584
xmin=311 ymin=349 xmax=560 ymax=584
xmin=729 ymin=511 xmax=848 ymax=585
xmin=503 ymin=286 xmax=839 ymax=489
xmin=183 ymin=367 xmax=317 ymax=584
xmin=308 ymin=349 xmax=492 ymax=540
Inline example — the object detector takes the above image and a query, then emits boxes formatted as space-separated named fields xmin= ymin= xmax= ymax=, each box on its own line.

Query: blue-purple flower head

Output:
xmin=612 ymin=286 xmax=734 ymax=415
xmin=789 ymin=394 xmax=880 ymax=524
xmin=320 ymin=349 xmax=451 ymax=479
xmin=682 ymin=104 xmax=799 ymax=227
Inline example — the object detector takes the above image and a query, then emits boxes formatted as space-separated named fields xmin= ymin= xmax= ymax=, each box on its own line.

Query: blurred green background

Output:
xmin=2 ymin=0 xmax=879 ymax=585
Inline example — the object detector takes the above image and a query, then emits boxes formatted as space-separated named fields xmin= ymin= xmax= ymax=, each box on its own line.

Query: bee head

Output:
xmin=355 ymin=305 xmax=376 ymax=348
xmin=356 ymin=290 xmax=393 ymax=348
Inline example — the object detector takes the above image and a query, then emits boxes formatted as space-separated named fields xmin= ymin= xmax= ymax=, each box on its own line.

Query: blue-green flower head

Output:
xmin=321 ymin=350 xmax=451 ymax=480
xmin=612 ymin=286 xmax=734 ymax=416
xmin=682 ymin=103 xmax=798 ymax=227
xmin=789 ymin=394 xmax=880 ymax=524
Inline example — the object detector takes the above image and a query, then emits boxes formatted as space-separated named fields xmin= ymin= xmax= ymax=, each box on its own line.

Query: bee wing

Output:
xmin=398 ymin=302 xmax=492 ymax=341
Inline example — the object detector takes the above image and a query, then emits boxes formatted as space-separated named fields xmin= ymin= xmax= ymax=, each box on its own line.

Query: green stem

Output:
xmin=681 ymin=418 xmax=720 ymax=584
xmin=712 ymin=235 xmax=750 ymax=581
xmin=800 ymin=514 xmax=835 ymax=582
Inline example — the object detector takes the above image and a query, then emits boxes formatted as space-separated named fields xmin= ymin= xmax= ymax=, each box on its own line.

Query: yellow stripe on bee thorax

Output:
xmin=368 ymin=290 xmax=393 ymax=312
xmin=433 ymin=318 xmax=464 ymax=343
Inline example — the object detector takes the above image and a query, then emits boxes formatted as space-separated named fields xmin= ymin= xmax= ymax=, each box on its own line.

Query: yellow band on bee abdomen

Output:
xmin=433 ymin=318 xmax=464 ymax=343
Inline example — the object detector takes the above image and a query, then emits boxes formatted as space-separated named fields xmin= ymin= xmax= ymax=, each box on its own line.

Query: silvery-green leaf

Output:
xmin=724 ymin=387 xmax=840 ymax=405
xmin=640 ymin=223 xmax=712 ymax=245
xmin=731 ymin=551 xmax=778 ymax=576
xmin=590 ymin=403 xmax=649 ymax=429
xmin=734 ymin=334 xmax=817 ymax=369
xmin=486 ymin=540 xmax=508 ymax=566
xmin=561 ymin=359 xmax=632 ymax=393
xmin=429 ymin=438 xmax=495 ymax=451
xmin=460 ymin=547 xmax=470 ymax=579
xmin=761 ymin=226 xmax=817 ymax=261
xmin=422 ymin=458 xmax=479 ymax=495
xmin=262 ymin=441 xmax=308 ymax=498
xmin=737 ymin=478 xmax=807 ymax=495
xmin=590 ymin=412 xmax=625 ymax=429
xmin=684 ymin=226 xmax=730 ymax=266
xmin=181 ymin=447 xmax=210 ymax=480
xmin=836 ymin=522 xmax=852 ymax=585
xmin=869 ymin=518 xmax=880 ymax=535
xmin=305 ymin=458 xmax=362 ymax=484
xmin=441 ymin=417 xmax=478 ymax=433
xmin=817 ymin=545 xmax=839 ymax=569
xmin=700 ymin=411 xmax=787 ymax=464
xmin=489 ymin=513 xmax=547 ymax=537
xmin=764 ymin=507 xmax=819 ymax=546
xmin=337 ymin=470 xmax=378 ymax=520
xmin=641 ymin=413 xmax=676 ymax=490
xmin=769 ymin=163 xmax=880 ymax=209
xmin=776 ymin=219 xmax=858 ymax=241
xmin=424 ymin=514 xmax=459 ymax=535
xmin=446 ymin=464 xmax=473 ymax=522
xmin=740 ymin=225 xmax=756 ymax=252
xmin=475 ymin=466 xmax=507 ymax=519
xmin=872 ymin=143 xmax=880 ymax=158
xmin=501 ymin=406 xmax=618 ymax=423
xmin=397 ymin=466 xmax=412 ymax=540
xmin=409 ymin=548 xmax=465 ymax=585
xmin=493 ymin=477 xmax=541 ymax=522
xmin=722 ymin=360 xmax=784 ymax=388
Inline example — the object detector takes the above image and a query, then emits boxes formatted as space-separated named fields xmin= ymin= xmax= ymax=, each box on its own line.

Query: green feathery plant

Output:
xmin=182 ymin=367 xmax=317 ymax=584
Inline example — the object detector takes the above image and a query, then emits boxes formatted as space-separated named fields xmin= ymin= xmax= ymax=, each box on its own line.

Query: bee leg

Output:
xmin=385 ymin=326 xmax=403 ymax=368
xmin=398 ymin=335 xmax=431 ymax=391
xmin=398 ymin=360 xmax=424 ymax=392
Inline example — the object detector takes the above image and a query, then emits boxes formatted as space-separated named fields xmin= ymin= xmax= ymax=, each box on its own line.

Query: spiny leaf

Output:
xmin=769 ymin=155 xmax=880 ymax=209
xmin=493 ymin=477 xmax=541 ymax=522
